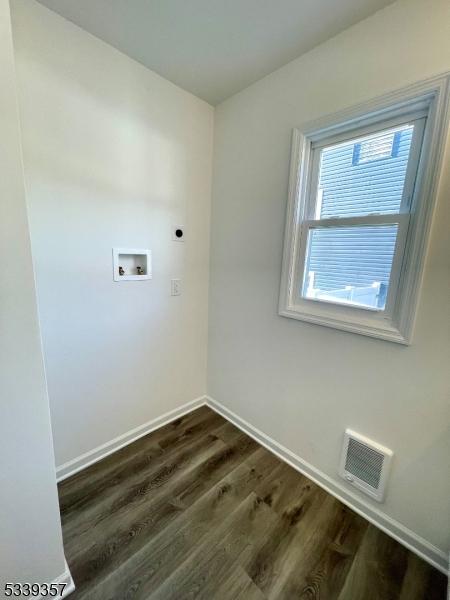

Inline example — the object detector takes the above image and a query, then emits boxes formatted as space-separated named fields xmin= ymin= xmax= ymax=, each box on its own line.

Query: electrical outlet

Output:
xmin=171 ymin=279 xmax=181 ymax=296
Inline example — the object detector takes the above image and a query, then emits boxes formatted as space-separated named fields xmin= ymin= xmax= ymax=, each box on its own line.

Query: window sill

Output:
xmin=302 ymin=295 xmax=384 ymax=312
xmin=279 ymin=305 xmax=409 ymax=345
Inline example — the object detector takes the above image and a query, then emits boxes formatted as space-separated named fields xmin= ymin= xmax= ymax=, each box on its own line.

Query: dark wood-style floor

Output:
xmin=59 ymin=406 xmax=447 ymax=600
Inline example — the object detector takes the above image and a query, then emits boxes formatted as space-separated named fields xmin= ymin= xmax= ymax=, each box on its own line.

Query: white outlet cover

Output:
xmin=172 ymin=225 xmax=185 ymax=242
xmin=171 ymin=279 xmax=181 ymax=296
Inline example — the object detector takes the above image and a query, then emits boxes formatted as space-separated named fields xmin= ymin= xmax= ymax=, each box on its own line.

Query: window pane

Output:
xmin=302 ymin=224 xmax=398 ymax=310
xmin=317 ymin=124 xmax=414 ymax=219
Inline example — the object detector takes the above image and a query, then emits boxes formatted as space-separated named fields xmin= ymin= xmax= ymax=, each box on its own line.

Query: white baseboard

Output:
xmin=205 ymin=396 xmax=449 ymax=575
xmin=56 ymin=396 xmax=205 ymax=482
xmin=36 ymin=559 xmax=75 ymax=599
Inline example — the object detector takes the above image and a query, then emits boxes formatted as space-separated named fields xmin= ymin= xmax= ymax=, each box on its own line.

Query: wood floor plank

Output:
xmin=59 ymin=406 xmax=447 ymax=600
xmin=85 ymin=448 xmax=280 ymax=599
xmin=62 ymin=421 xmax=225 ymax=545
xmin=65 ymin=434 xmax=227 ymax=593
xmin=245 ymin=476 xmax=330 ymax=596
xmin=275 ymin=502 xmax=368 ymax=599
xmin=59 ymin=406 xmax=217 ymax=508
xmin=213 ymin=566 xmax=267 ymax=600
xmin=60 ymin=407 xmax=224 ymax=519
xmin=399 ymin=552 xmax=448 ymax=600
xmin=62 ymin=408 xmax=230 ymax=534
xmin=148 ymin=491 xmax=279 ymax=600
xmin=336 ymin=524 xmax=409 ymax=600
xmin=253 ymin=460 xmax=311 ymax=516
xmin=66 ymin=430 xmax=259 ymax=596
xmin=212 ymin=419 xmax=247 ymax=445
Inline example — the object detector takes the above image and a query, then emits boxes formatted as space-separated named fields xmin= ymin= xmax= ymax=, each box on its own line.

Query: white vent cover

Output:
xmin=339 ymin=429 xmax=393 ymax=502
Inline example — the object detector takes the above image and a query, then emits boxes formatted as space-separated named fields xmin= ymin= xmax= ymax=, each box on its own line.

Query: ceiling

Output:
xmin=36 ymin=0 xmax=395 ymax=105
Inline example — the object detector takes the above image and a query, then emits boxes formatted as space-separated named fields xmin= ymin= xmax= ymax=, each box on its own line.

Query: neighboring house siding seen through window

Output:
xmin=279 ymin=76 xmax=449 ymax=343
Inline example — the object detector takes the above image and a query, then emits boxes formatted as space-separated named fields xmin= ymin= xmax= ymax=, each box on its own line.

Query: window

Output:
xmin=302 ymin=122 xmax=419 ymax=312
xmin=279 ymin=76 xmax=449 ymax=344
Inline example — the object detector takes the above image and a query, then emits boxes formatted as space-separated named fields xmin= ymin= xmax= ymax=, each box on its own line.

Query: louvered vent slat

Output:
xmin=345 ymin=439 xmax=384 ymax=489
xmin=339 ymin=430 xmax=393 ymax=502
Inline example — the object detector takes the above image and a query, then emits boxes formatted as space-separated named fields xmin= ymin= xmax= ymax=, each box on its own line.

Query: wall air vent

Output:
xmin=339 ymin=429 xmax=393 ymax=502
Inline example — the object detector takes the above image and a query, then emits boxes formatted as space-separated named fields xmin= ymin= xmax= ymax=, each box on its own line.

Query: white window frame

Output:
xmin=279 ymin=74 xmax=450 ymax=344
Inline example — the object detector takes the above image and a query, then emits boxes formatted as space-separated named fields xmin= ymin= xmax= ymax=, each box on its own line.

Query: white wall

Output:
xmin=0 ymin=0 xmax=67 ymax=591
xmin=209 ymin=0 xmax=450 ymax=559
xmin=11 ymin=0 xmax=214 ymax=468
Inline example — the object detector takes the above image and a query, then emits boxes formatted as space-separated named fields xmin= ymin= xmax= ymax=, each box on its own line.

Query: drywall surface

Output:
xmin=209 ymin=0 xmax=450 ymax=555
xmin=12 ymin=0 xmax=213 ymax=467
xmin=0 ymin=0 xmax=66 ymax=589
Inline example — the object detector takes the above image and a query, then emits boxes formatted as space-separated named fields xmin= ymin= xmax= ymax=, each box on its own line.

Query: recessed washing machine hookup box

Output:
xmin=112 ymin=248 xmax=152 ymax=281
